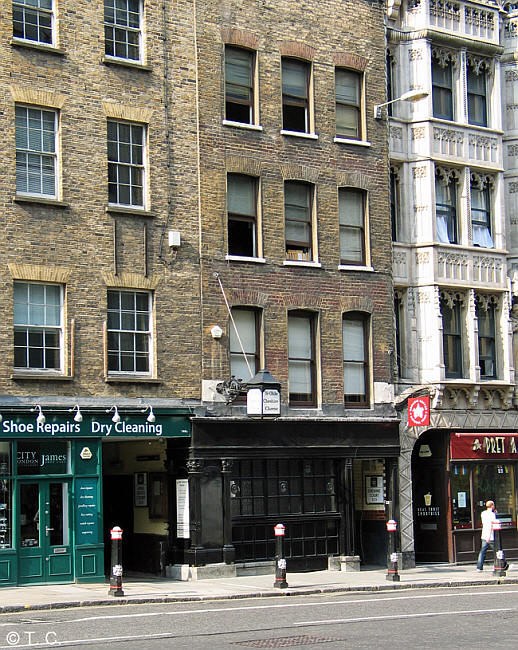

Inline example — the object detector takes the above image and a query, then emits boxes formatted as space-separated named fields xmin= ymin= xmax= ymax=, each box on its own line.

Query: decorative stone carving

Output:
xmin=390 ymin=126 xmax=403 ymax=139
xmin=436 ymin=165 xmax=460 ymax=186
xmin=430 ymin=1 xmax=461 ymax=22
xmin=416 ymin=251 xmax=430 ymax=264
xmin=508 ymin=144 xmax=518 ymax=157
xmin=471 ymin=171 xmax=494 ymax=190
xmin=432 ymin=46 xmax=458 ymax=69
xmin=413 ymin=166 xmax=427 ymax=178
xmin=408 ymin=49 xmax=423 ymax=61
xmin=509 ymin=182 xmax=518 ymax=193
xmin=412 ymin=127 xmax=426 ymax=139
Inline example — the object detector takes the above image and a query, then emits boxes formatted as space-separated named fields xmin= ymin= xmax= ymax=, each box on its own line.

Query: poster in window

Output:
xmin=134 ymin=472 xmax=148 ymax=507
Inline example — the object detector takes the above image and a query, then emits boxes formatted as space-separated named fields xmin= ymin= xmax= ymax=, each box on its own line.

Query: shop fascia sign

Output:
xmin=451 ymin=433 xmax=518 ymax=460
xmin=0 ymin=413 xmax=190 ymax=439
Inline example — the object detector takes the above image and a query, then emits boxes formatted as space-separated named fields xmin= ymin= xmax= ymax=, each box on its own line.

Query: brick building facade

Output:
xmin=0 ymin=0 xmax=397 ymax=586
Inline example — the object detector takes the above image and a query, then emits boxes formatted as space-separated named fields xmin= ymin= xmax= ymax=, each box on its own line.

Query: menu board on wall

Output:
xmin=75 ymin=478 xmax=98 ymax=545
xmin=176 ymin=479 xmax=190 ymax=538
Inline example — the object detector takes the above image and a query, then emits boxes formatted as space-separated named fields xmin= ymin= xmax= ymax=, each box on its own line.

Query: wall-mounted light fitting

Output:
xmin=106 ymin=405 xmax=121 ymax=423
xmin=168 ymin=230 xmax=181 ymax=248
xmin=32 ymin=404 xmax=46 ymax=426
xmin=373 ymin=88 xmax=428 ymax=119
xmin=69 ymin=404 xmax=83 ymax=423
xmin=141 ymin=404 xmax=155 ymax=423
xmin=211 ymin=325 xmax=223 ymax=339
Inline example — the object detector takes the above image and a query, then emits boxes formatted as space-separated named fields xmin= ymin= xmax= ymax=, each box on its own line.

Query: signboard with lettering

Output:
xmin=17 ymin=441 xmax=68 ymax=475
xmin=176 ymin=479 xmax=190 ymax=538
xmin=75 ymin=478 xmax=99 ymax=545
xmin=0 ymin=413 xmax=190 ymax=439
xmin=451 ymin=434 xmax=518 ymax=460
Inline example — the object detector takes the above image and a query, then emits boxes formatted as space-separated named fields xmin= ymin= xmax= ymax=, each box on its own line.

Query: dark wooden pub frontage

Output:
xmin=171 ymin=417 xmax=400 ymax=572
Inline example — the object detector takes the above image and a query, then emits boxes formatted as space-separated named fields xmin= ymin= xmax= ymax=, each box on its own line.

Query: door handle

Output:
xmin=45 ymin=526 xmax=54 ymax=536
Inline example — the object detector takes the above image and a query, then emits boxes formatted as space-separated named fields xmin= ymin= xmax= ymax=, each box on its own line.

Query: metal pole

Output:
xmin=108 ymin=526 xmax=124 ymax=597
xmin=493 ymin=520 xmax=507 ymax=577
xmin=385 ymin=512 xmax=400 ymax=582
xmin=273 ymin=523 xmax=288 ymax=589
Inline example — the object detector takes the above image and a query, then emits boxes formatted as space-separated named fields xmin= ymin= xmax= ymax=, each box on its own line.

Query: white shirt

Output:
xmin=481 ymin=508 xmax=496 ymax=542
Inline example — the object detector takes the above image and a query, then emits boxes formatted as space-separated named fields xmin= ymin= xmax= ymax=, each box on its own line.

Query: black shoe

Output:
xmin=504 ymin=562 xmax=509 ymax=570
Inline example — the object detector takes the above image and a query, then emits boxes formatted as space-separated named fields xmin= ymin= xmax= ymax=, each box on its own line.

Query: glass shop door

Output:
xmin=18 ymin=480 xmax=73 ymax=584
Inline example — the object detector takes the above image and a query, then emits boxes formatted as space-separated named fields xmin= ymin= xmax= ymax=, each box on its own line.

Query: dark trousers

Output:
xmin=477 ymin=540 xmax=493 ymax=570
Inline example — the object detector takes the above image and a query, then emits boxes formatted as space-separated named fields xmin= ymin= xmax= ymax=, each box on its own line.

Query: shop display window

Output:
xmin=451 ymin=462 xmax=516 ymax=530
xmin=0 ymin=443 xmax=12 ymax=548
xmin=451 ymin=463 xmax=471 ymax=529
xmin=474 ymin=464 xmax=516 ymax=528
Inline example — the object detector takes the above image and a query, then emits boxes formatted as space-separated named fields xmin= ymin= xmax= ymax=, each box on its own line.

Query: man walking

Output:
xmin=477 ymin=500 xmax=496 ymax=571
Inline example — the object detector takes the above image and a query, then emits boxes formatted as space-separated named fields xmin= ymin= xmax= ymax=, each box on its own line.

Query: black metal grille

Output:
xmin=231 ymin=458 xmax=340 ymax=563
xmin=233 ymin=636 xmax=344 ymax=647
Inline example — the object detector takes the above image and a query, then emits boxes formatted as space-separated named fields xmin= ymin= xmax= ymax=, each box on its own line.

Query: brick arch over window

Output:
xmin=280 ymin=164 xmax=320 ymax=184
xmin=227 ymin=289 xmax=269 ymax=308
xmin=340 ymin=296 xmax=373 ymax=313
xmin=221 ymin=28 xmax=260 ymax=50
xmin=225 ymin=156 xmax=263 ymax=177
xmin=278 ymin=41 xmax=316 ymax=61
xmin=336 ymin=171 xmax=372 ymax=191
xmin=282 ymin=294 xmax=325 ymax=310
xmin=333 ymin=53 xmax=368 ymax=72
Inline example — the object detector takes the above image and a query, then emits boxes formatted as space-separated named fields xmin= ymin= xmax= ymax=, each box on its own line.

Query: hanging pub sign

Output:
xmin=246 ymin=369 xmax=281 ymax=417
xmin=451 ymin=433 xmax=518 ymax=460
xmin=408 ymin=396 xmax=430 ymax=426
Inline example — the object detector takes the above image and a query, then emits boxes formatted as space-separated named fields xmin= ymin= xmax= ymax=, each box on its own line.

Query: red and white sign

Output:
xmin=274 ymin=524 xmax=285 ymax=536
xmin=110 ymin=526 xmax=123 ymax=540
xmin=386 ymin=519 xmax=397 ymax=532
xmin=408 ymin=396 xmax=430 ymax=426
xmin=451 ymin=433 xmax=518 ymax=460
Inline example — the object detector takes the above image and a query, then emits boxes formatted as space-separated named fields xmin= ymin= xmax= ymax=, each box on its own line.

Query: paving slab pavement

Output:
xmin=1 ymin=564 xmax=518 ymax=613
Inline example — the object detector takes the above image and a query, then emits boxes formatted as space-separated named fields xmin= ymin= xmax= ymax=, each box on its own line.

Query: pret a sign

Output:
xmin=451 ymin=434 xmax=518 ymax=460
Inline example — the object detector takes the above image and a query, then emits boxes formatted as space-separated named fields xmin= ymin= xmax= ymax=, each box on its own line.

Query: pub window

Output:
xmin=225 ymin=46 xmax=256 ymax=125
xmin=288 ymin=311 xmax=317 ymax=407
xmin=342 ymin=312 xmax=370 ymax=407
xmin=284 ymin=181 xmax=314 ymax=261
xmin=335 ymin=68 xmax=363 ymax=140
xmin=229 ymin=307 xmax=260 ymax=383
xmin=227 ymin=174 xmax=259 ymax=258
xmin=339 ymin=188 xmax=367 ymax=265
xmin=282 ymin=58 xmax=311 ymax=134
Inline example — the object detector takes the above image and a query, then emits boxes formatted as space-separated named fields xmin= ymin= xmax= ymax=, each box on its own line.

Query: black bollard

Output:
xmin=386 ymin=519 xmax=400 ymax=582
xmin=273 ymin=523 xmax=288 ymax=589
xmin=493 ymin=520 xmax=507 ymax=577
xmin=108 ymin=526 xmax=125 ymax=596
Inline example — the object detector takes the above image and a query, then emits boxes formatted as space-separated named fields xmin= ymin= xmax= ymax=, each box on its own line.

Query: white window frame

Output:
xmin=342 ymin=312 xmax=370 ymax=408
xmin=15 ymin=104 xmax=58 ymax=199
xmin=107 ymin=289 xmax=153 ymax=376
xmin=12 ymin=0 xmax=54 ymax=46
xmin=13 ymin=281 xmax=64 ymax=373
xmin=339 ymin=188 xmax=368 ymax=266
xmin=104 ymin=0 xmax=143 ymax=63
xmin=224 ymin=46 xmax=257 ymax=126
xmin=107 ymin=120 xmax=146 ymax=209
xmin=284 ymin=181 xmax=316 ymax=262
xmin=229 ymin=307 xmax=260 ymax=383
xmin=281 ymin=58 xmax=314 ymax=136
xmin=335 ymin=68 xmax=364 ymax=142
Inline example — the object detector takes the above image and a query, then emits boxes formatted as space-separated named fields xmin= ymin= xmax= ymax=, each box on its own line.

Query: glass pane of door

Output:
xmin=47 ymin=482 xmax=68 ymax=546
xmin=20 ymin=482 xmax=40 ymax=548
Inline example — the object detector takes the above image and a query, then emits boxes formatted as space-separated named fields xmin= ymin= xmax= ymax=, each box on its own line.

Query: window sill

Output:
xmin=222 ymin=120 xmax=263 ymax=132
xmin=334 ymin=137 xmax=371 ymax=147
xmin=225 ymin=255 xmax=266 ymax=264
xmin=11 ymin=38 xmax=65 ymax=55
xmin=283 ymin=260 xmax=322 ymax=268
xmin=106 ymin=205 xmax=156 ymax=217
xmin=280 ymin=130 xmax=319 ymax=140
xmin=11 ymin=372 xmax=73 ymax=381
xmin=14 ymin=195 xmax=68 ymax=208
xmin=103 ymin=56 xmax=152 ymax=71
xmin=105 ymin=375 xmax=162 ymax=384
xmin=338 ymin=264 xmax=374 ymax=272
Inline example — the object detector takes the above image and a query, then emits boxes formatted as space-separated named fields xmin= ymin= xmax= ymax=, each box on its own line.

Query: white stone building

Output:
xmin=387 ymin=0 xmax=518 ymax=566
